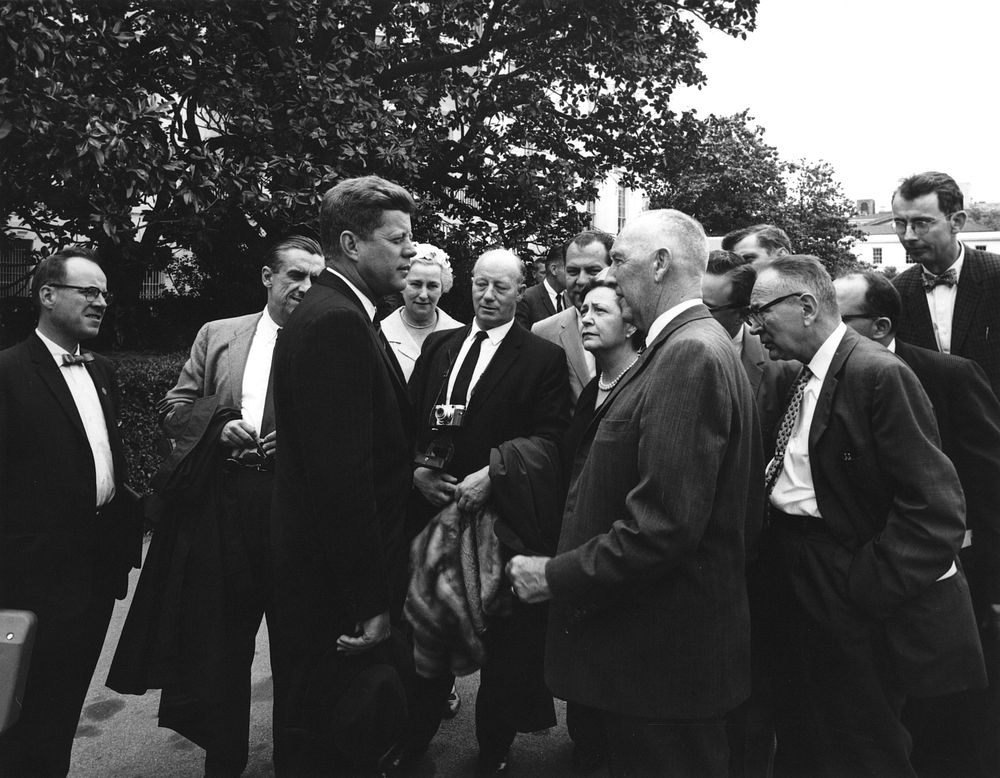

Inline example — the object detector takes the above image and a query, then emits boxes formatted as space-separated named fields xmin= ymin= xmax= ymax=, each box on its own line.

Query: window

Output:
xmin=586 ymin=199 xmax=596 ymax=229
xmin=617 ymin=183 xmax=627 ymax=232
xmin=0 ymin=238 xmax=34 ymax=299
xmin=976 ymin=245 xmax=987 ymax=251
xmin=139 ymin=267 xmax=165 ymax=299
xmin=872 ymin=248 xmax=882 ymax=265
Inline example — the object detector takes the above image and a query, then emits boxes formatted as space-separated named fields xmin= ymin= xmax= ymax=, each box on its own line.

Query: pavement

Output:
xmin=68 ymin=539 xmax=593 ymax=777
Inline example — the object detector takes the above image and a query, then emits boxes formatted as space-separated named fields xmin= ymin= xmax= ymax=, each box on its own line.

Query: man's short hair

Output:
xmin=721 ymin=224 xmax=793 ymax=254
xmin=765 ymin=255 xmax=838 ymax=314
xmin=893 ymin=171 xmax=965 ymax=215
xmin=319 ymin=176 xmax=416 ymax=259
xmin=707 ymin=250 xmax=755 ymax=307
xmin=566 ymin=230 xmax=614 ymax=262
xmin=707 ymin=249 xmax=750 ymax=275
xmin=264 ymin=234 xmax=322 ymax=271
xmin=847 ymin=271 xmax=902 ymax=333
xmin=30 ymin=246 xmax=99 ymax=311
xmin=544 ymin=243 xmax=566 ymax=269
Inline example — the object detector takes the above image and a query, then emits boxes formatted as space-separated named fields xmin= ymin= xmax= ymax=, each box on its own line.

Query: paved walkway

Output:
xmin=67 ymin=539 xmax=588 ymax=776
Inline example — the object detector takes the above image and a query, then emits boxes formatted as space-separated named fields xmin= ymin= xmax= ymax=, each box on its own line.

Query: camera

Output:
xmin=432 ymin=403 xmax=466 ymax=429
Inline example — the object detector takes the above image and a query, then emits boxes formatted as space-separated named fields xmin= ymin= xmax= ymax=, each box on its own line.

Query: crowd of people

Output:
xmin=1 ymin=169 xmax=998 ymax=778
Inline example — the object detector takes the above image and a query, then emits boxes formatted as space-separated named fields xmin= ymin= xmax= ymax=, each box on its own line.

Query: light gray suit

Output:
xmin=160 ymin=312 xmax=261 ymax=437
xmin=532 ymin=307 xmax=594 ymax=404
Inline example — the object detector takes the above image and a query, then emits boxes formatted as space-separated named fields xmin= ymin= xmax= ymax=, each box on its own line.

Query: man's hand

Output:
xmin=455 ymin=466 xmax=491 ymax=513
xmin=260 ymin=430 xmax=277 ymax=457
xmin=220 ymin=419 xmax=258 ymax=449
xmin=507 ymin=555 xmax=553 ymax=603
xmin=413 ymin=466 xmax=458 ymax=507
xmin=336 ymin=611 xmax=390 ymax=655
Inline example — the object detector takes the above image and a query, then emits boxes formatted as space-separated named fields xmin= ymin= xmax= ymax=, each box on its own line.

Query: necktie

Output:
xmin=922 ymin=268 xmax=958 ymax=291
xmin=764 ymin=366 xmax=813 ymax=495
xmin=556 ymin=293 xmax=565 ymax=313
xmin=62 ymin=352 xmax=94 ymax=366
xmin=450 ymin=331 xmax=488 ymax=407
xmin=259 ymin=328 xmax=281 ymax=439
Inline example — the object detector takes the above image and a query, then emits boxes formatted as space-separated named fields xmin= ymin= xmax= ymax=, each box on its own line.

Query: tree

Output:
xmin=1 ymin=0 xmax=758 ymax=345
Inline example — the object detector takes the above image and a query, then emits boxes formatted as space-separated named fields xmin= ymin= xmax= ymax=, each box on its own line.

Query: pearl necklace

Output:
xmin=401 ymin=309 xmax=436 ymax=330
xmin=598 ymin=352 xmax=641 ymax=391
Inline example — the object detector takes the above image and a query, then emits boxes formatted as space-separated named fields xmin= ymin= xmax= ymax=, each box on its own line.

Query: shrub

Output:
xmin=113 ymin=351 xmax=187 ymax=494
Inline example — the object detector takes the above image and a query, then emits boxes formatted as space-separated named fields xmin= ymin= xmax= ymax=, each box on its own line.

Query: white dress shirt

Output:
xmin=446 ymin=319 xmax=516 ymax=405
xmin=36 ymin=329 xmax=115 ymax=506
xmin=326 ymin=267 xmax=376 ymax=321
xmin=240 ymin=308 xmax=280 ymax=434
xmin=925 ymin=244 xmax=964 ymax=354
xmin=544 ymin=278 xmax=564 ymax=313
xmin=644 ymin=299 xmax=703 ymax=347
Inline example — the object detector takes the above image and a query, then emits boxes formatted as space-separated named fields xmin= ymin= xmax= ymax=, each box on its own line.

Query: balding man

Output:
xmin=748 ymin=256 xmax=984 ymax=776
xmin=835 ymin=270 xmax=1000 ymax=776
xmin=405 ymin=248 xmax=571 ymax=773
xmin=722 ymin=224 xmax=792 ymax=266
xmin=509 ymin=210 xmax=764 ymax=777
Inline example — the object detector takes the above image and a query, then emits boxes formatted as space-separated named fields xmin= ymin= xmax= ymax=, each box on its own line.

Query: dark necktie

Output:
xmin=922 ymin=268 xmax=958 ymax=291
xmin=556 ymin=293 xmax=565 ymax=313
xmin=259 ymin=327 xmax=281 ymax=439
xmin=450 ymin=331 xmax=488 ymax=406
xmin=765 ymin=366 xmax=813 ymax=496
xmin=62 ymin=352 xmax=94 ymax=366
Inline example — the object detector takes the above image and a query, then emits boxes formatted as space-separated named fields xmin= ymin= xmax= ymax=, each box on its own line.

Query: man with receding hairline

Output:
xmin=510 ymin=209 xmax=763 ymax=777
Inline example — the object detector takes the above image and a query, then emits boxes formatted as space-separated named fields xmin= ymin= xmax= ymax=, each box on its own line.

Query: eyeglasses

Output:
xmin=704 ymin=301 xmax=746 ymax=314
xmin=47 ymin=284 xmax=114 ymax=304
xmin=890 ymin=215 xmax=953 ymax=236
xmin=742 ymin=292 xmax=806 ymax=327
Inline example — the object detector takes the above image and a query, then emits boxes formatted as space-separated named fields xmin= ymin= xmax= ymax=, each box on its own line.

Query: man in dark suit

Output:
xmin=891 ymin=171 xmax=1000 ymax=397
xmin=0 ymin=248 xmax=141 ymax=776
xmin=407 ymin=248 xmax=571 ymax=772
xmin=509 ymin=209 xmax=764 ymax=777
xmin=149 ymin=235 xmax=323 ymax=775
xmin=514 ymin=243 xmax=567 ymax=329
xmin=836 ymin=270 xmax=1000 ymax=775
xmin=748 ymin=255 xmax=985 ymax=776
xmin=269 ymin=177 xmax=416 ymax=774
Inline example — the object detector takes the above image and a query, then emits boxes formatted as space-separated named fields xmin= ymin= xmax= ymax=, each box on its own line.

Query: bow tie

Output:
xmin=62 ymin=352 xmax=94 ymax=366
xmin=922 ymin=268 xmax=958 ymax=291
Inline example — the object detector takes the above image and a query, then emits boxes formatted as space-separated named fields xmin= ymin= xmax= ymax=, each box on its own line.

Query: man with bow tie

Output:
xmin=0 ymin=248 xmax=142 ymax=776
xmin=891 ymin=171 xmax=1000 ymax=397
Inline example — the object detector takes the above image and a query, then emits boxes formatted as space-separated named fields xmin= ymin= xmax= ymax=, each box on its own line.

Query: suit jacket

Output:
xmin=0 ymin=334 xmax=140 ymax=612
xmin=894 ymin=339 xmax=1000 ymax=603
xmin=740 ymin=327 xmax=799 ymax=458
xmin=545 ymin=305 xmax=765 ymax=719
xmin=894 ymin=246 xmax=1000 ymax=397
xmin=158 ymin=312 xmax=261 ymax=436
xmin=515 ymin=282 xmax=561 ymax=330
xmin=270 ymin=271 xmax=413 ymax=711
xmin=532 ymin=307 xmax=593 ymax=404
xmin=796 ymin=327 xmax=985 ymax=697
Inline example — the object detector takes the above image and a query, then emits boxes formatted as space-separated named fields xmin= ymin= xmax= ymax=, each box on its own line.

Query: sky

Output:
xmin=670 ymin=0 xmax=1000 ymax=209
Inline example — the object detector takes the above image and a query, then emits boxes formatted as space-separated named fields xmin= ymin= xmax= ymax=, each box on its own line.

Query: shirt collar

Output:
xmin=807 ymin=322 xmax=848 ymax=384
xmin=256 ymin=307 xmax=282 ymax=338
xmin=472 ymin=317 xmax=515 ymax=347
xmin=35 ymin=328 xmax=80 ymax=365
xmin=732 ymin=326 xmax=745 ymax=349
xmin=644 ymin=299 xmax=703 ymax=347
xmin=326 ymin=268 xmax=377 ymax=322
xmin=887 ymin=337 xmax=897 ymax=353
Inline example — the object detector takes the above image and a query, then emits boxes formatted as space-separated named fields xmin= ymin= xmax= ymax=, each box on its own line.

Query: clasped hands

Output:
xmin=413 ymin=464 xmax=492 ymax=512
xmin=220 ymin=419 xmax=276 ymax=456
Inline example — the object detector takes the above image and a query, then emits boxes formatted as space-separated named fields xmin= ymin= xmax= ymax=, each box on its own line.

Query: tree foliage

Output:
xmin=1 ymin=0 xmax=758 ymax=344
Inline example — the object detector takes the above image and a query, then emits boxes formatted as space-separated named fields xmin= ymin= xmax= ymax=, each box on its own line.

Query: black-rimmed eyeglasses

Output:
xmin=742 ymin=292 xmax=807 ymax=327
xmin=47 ymin=284 xmax=114 ymax=304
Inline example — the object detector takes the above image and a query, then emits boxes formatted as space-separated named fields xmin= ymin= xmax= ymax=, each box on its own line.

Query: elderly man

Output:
xmin=108 ymin=235 xmax=325 ymax=776
xmin=406 ymin=248 xmax=571 ymax=773
xmin=748 ymin=255 xmax=985 ymax=776
xmin=891 ymin=171 xmax=1000 ymax=397
xmin=532 ymin=230 xmax=614 ymax=404
xmin=269 ymin=177 xmax=417 ymax=774
xmin=515 ymin=243 xmax=568 ymax=328
xmin=721 ymin=223 xmax=792 ymax=265
xmin=0 ymin=249 xmax=141 ymax=776
xmin=835 ymin=270 xmax=1000 ymax=776
xmin=509 ymin=210 xmax=763 ymax=777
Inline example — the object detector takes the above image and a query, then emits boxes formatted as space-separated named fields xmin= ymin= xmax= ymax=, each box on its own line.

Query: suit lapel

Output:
xmin=226 ymin=314 xmax=260 ymax=408
xmin=27 ymin=334 xmax=87 ymax=441
xmin=84 ymin=356 xmax=126 ymax=479
xmin=952 ymin=247 xmax=982 ymax=353
xmin=469 ymin=324 xmax=524 ymax=412
xmin=901 ymin=270 xmax=937 ymax=347
xmin=808 ymin=329 xmax=858 ymax=450
xmin=740 ymin=327 xmax=765 ymax=396
xmin=559 ymin=313 xmax=592 ymax=389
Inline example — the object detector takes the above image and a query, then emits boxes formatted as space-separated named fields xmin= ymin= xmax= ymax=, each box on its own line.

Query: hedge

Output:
xmin=113 ymin=351 xmax=188 ymax=494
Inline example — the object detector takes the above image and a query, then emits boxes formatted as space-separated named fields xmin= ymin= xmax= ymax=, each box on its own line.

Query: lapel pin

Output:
xmin=101 ymin=387 xmax=108 ymax=396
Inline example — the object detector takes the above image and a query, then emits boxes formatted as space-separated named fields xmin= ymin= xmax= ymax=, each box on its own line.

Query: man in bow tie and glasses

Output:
xmin=0 ymin=248 xmax=141 ymax=776
xmin=747 ymin=254 xmax=985 ymax=777
xmin=891 ymin=171 xmax=1000 ymax=397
